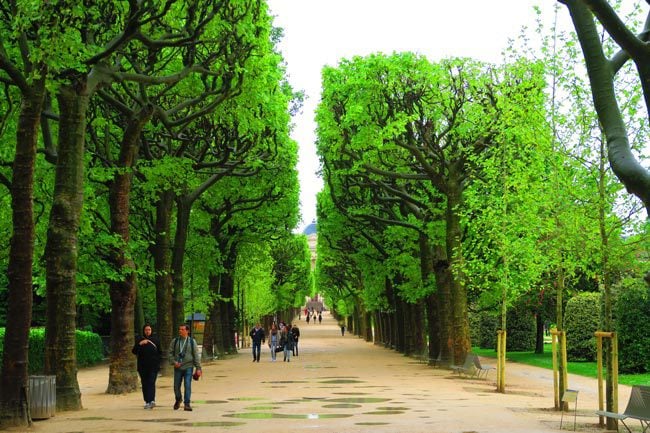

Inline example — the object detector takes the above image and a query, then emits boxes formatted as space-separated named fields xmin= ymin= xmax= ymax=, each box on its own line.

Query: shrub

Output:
xmin=565 ymin=292 xmax=601 ymax=361
xmin=0 ymin=327 xmax=105 ymax=374
xmin=477 ymin=311 xmax=498 ymax=350
xmin=506 ymin=302 xmax=536 ymax=352
xmin=615 ymin=278 xmax=650 ymax=373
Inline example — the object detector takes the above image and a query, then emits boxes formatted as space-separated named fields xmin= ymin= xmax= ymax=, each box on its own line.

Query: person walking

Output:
xmin=268 ymin=323 xmax=279 ymax=361
xmin=290 ymin=325 xmax=300 ymax=356
xmin=169 ymin=324 xmax=202 ymax=411
xmin=282 ymin=324 xmax=293 ymax=362
xmin=250 ymin=323 xmax=265 ymax=362
xmin=318 ymin=312 xmax=322 ymax=324
xmin=132 ymin=324 xmax=162 ymax=409
xmin=340 ymin=322 xmax=345 ymax=336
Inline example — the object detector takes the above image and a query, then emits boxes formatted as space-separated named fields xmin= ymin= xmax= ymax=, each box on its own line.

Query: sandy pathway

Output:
xmin=9 ymin=312 xmax=624 ymax=433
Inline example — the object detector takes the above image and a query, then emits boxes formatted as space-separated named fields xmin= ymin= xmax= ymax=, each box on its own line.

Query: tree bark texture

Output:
xmin=220 ymin=272 xmax=237 ymax=354
xmin=364 ymin=311 xmax=373 ymax=342
xmin=171 ymin=198 xmax=191 ymax=331
xmin=432 ymin=243 xmax=453 ymax=364
xmin=107 ymin=106 xmax=153 ymax=394
xmin=44 ymin=84 xmax=90 ymax=411
xmin=153 ymin=190 xmax=174 ymax=375
xmin=446 ymin=171 xmax=471 ymax=365
xmin=0 ymin=79 xmax=46 ymax=427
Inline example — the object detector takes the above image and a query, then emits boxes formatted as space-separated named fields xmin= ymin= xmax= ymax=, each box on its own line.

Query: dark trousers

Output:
xmin=293 ymin=340 xmax=299 ymax=356
xmin=252 ymin=341 xmax=261 ymax=361
xmin=138 ymin=368 xmax=158 ymax=403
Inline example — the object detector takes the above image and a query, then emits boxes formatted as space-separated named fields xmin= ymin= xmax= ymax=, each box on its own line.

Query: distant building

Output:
xmin=302 ymin=220 xmax=317 ymax=269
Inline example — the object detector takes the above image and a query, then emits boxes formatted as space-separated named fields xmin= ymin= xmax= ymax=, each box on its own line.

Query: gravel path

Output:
xmin=12 ymin=311 xmax=624 ymax=433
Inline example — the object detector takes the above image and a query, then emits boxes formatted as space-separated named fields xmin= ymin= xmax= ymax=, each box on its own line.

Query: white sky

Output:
xmin=266 ymin=1 xmax=556 ymax=233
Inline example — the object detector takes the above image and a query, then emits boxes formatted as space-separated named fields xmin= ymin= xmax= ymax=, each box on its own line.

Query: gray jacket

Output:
xmin=168 ymin=336 xmax=201 ymax=371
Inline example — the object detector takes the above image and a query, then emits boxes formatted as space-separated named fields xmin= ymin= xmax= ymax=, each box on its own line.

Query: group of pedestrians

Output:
xmin=304 ymin=307 xmax=322 ymax=324
xmin=131 ymin=323 xmax=201 ymax=412
xmin=130 ymin=317 xmax=305 ymax=413
xmin=249 ymin=321 xmax=300 ymax=362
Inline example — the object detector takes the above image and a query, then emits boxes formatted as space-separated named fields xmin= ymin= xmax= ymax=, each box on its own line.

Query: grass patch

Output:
xmin=473 ymin=347 xmax=650 ymax=386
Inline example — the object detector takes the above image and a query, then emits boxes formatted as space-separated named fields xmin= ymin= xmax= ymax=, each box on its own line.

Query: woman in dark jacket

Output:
xmin=132 ymin=324 xmax=162 ymax=409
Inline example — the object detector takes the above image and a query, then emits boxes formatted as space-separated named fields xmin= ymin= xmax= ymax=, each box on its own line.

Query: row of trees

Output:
xmin=0 ymin=0 xmax=311 ymax=427
xmin=314 ymin=2 xmax=649 ymax=426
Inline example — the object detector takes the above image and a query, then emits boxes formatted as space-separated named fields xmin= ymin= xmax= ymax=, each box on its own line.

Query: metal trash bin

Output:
xmin=29 ymin=375 xmax=56 ymax=419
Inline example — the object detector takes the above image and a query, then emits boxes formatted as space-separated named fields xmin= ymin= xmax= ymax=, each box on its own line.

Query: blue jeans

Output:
xmin=252 ymin=341 xmax=261 ymax=361
xmin=173 ymin=367 xmax=193 ymax=404
xmin=283 ymin=344 xmax=291 ymax=361
xmin=270 ymin=339 xmax=278 ymax=360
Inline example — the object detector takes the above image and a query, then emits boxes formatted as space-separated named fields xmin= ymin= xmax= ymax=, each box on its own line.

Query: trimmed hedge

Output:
xmin=0 ymin=327 xmax=104 ymax=374
xmin=471 ymin=301 xmax=535 ymax=351
xmin=615 ymin=278 xmax=650 ymax=373
xmin=506 ymin=303 xmax=536 ymax=352
xmin=475 ymin=311 xmax=498 ymax=350
xmin=565 ymin=292 xmax=601 ymax=362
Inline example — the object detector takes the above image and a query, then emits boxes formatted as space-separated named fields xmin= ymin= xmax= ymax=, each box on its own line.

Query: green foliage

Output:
xmin=470 ymin=311 xmax=498 ymax=350
xmin=565 ymin=292 xmax=601 ymax=361
xmin=615 ymin=278 xmax=650 ymax=373
xmin=0 ymin=328 xmax=104 ymax=374
xmin=506 ymin=302 xmax=536 ymax=352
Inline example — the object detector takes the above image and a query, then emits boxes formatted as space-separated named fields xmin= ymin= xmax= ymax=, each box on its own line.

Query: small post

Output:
xmin=551 ymin=329 xmax=560 ymax=409
xmin=596 ymin=332 xmax=604 ymax=426
xmin=496 ymin=330 xmax=506 ymax=393
xmin=594 ymin=331 xmax=618 ymax=430
xmin=560 ymin=330 xmax=568 ymax=410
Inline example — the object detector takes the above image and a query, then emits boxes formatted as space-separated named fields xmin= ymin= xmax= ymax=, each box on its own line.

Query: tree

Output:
xmin=558 ymin=1 xmax=650 ymax=215
xmin=0 ymin=0 xmax=56 ymax=424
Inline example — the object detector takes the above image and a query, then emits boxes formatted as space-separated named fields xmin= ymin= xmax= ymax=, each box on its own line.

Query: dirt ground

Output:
xmin=8 ymin=311 xmax=629 ymax=433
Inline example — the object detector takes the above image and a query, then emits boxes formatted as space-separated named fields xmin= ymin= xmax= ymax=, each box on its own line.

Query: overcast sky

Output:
xmin=266 ymin=1 xmax=556 ymax=233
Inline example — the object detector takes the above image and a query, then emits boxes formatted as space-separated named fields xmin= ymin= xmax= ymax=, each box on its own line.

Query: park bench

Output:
xmin=595 ymin=385 xmax=650 ymax=433
xmin=473 ymin=355 xmax=496 ymax=379
xmin=451 ymin=353 xmax=478 ymax=378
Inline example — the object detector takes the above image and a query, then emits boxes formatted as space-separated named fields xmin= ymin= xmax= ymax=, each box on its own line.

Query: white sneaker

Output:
xmin=144 ymin=402 xmax=151 ymax=409
xmin=150 ymin=401 xmax=155 ymax=408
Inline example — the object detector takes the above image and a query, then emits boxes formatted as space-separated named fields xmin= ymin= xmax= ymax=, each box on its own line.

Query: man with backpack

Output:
xmin=168 ymin=324 xmax=201 ymax=411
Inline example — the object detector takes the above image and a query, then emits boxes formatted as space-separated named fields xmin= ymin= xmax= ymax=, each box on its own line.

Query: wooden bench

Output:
xmin=596 ymin=385 xmax=650 ymax=433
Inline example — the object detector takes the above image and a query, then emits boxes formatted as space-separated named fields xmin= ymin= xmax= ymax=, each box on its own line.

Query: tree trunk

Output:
xmin=394 ymin=294 xmax=405 ymax=353
xmin=106 ymin=106 xmax=153 ymax=394
xmin=153 ymin=190 xmax=174 ymax=375
xmin=220 ymin=271 xmax=237 ymax=353
xmin=432 ymin=243 xmax=453 ymax=364
xmin=171 ymin=198 xmax=191 ymax=330
xmin=0 ymin=78 xmax=46 ymax=427
xmin=44 ymin=84 xmax=90 ymax=411
xmin=418 ymin=234 xmax=439 ymax=363
xmin=446 ymin=172 xmax=471 ymax=365
xmin=598 ymin=134 xmax=617 ymax=430
xmin=364 ymin=311 xmax=373 ymax=342
xmin=535 ymin=313 xmax=545 ymax=354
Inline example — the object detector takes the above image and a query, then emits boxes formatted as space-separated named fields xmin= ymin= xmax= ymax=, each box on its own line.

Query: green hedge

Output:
xmin=615 ymin=279 xmax=650 ymax=373
xmin=0 ymin=328 xmax=104 ymax=374
xmin=471 ymin=301 xmax=535 ymax=351
xmin=565 ymin=292 xmax=601 ymax=362
xmin=506 ymin=303 xmax=536 ymax=352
